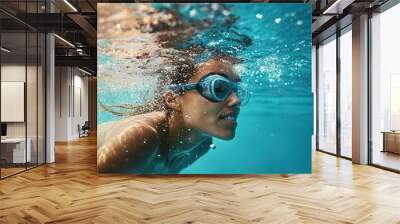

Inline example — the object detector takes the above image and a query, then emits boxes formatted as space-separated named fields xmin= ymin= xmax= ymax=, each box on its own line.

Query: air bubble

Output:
xmin=211 ymin=3 xmax=219 ymax=11
xmin=189 ymin=9 xmax=197 ymax=17
xmin=222 ymin=10 xmax=230 ymax=16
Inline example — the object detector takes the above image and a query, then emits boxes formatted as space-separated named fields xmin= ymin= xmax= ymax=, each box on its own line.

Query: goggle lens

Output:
xmin=213 ymin=79 xmax=231 ymax=100
xmin=211 ymin=78 xmax=250 ymax=106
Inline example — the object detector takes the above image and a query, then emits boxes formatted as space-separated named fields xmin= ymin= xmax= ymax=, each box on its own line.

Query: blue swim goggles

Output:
xmin=167 ymin=73 xmax=250 ymax=105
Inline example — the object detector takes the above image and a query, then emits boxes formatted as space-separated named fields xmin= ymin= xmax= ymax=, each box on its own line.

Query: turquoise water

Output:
xmin=98 ymin=3 xmax=313 ymax=174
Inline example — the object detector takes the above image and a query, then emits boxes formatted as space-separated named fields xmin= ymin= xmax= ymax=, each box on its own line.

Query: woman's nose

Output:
xmin=227 ymin=91 xmax=241 ymax=107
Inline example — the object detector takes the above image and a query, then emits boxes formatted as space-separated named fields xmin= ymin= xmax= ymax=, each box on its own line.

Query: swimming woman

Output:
xmin=97 ymin=57 xmax=249 ymax=173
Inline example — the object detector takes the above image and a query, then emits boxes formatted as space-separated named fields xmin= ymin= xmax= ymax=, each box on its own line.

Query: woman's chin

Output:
xmin=200 ymin=125 xmax=237 ymax=140
xmin=215 ymin=131 xmax=236 ymax=140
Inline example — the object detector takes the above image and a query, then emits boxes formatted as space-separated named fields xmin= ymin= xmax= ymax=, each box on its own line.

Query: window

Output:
xmin=317 ymin=35 xmax=337 ymax=154
xmin=339 ymin=27 xmax=352 ymax=158
xmin=371 ymin=3 xmax=400 ymax=171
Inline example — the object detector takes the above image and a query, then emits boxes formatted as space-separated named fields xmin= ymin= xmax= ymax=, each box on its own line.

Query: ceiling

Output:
xmin=310 ymin=0 xmax=390 ymax=43
xmin=0 ymin=0 xmax=393 ymax=75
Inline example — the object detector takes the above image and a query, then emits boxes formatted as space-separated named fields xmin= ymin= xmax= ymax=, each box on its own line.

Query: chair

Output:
xmin=79 ymin=121 xmax=90 ymax=138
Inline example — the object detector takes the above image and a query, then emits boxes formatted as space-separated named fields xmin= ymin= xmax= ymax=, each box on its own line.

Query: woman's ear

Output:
xmin=163 ymin=91 xmax=181 ymax=112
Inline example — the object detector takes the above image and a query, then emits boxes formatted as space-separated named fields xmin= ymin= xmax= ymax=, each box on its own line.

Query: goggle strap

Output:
xmin=168 ymin=83 xmax=197 ymax=92
xmin=180 ymin=83 xmax=197 ymax=91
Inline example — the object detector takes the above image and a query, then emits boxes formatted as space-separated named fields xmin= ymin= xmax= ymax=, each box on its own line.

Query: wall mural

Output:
xmin=97 ymin=3 xmax=313 ymax=174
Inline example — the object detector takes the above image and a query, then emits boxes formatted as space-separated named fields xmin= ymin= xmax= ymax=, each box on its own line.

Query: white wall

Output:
xmin=55 ymin=66 xmax=69 ymax=141
xmin=55 ymin=67 xmax=89 ymax=141
xmin=73 ymin=73 xmax=89 ymax=138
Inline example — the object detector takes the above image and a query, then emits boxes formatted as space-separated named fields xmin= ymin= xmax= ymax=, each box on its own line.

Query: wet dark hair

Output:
xmin=99 ymin=51 xmax=196 ymax=117
xmin=99 ymin=3 xmax=246 ymax=118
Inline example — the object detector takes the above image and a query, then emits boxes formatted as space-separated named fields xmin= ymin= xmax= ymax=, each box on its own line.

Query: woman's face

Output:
xmin=177 ymin=58 xmax=241 ymax=140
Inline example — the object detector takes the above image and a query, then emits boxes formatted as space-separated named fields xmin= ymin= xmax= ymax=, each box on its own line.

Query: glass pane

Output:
xmin=318 ymin=36 xmax=337 ymax=154
xmin=1 ymin=30 xmax=27 ymax=177
xmin=340 ymin=28 xmax=352 ymax=158
xmin=371 ymin=4 xmax=400 ymax=171
xmin=38 ymin=33 xmax=45 ymax=165
xmin=0 ymin=1 xmax=46 ymax=178
xmin=312 ymin=45 xmax=317 ymax=150
xmin=27 ymin=31 xmax=38 ymax=169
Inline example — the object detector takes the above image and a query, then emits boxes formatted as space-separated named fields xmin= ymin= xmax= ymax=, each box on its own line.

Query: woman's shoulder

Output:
xmin=97 ymin=111 xmax=167 ymax=172
xmin=98 ymin=111 xmax=167 ymax=147
xmin=99 ymin=111 xmax=166 ymax=129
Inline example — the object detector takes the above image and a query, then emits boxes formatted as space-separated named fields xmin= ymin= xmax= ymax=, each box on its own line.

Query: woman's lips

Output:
xmin=219 ymin=109 xmax=239 ymax=120
xmin=219 ymin=109 xmax=240 ymax=128
xmin=222 ymin=115 xmax=236 ymax=121
xmin=220 ymin=115 xmax=238 ymax=128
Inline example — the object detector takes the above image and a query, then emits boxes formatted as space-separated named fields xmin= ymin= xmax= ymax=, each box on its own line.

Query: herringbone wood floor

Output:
xmin=1 ymin=135 xmax=400 ymax=224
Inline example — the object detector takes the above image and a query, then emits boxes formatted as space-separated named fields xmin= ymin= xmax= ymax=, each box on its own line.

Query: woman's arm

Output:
xmin=97 ymin=112 xmax=166 ymax=172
